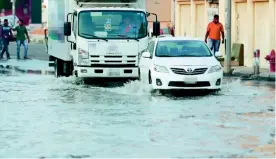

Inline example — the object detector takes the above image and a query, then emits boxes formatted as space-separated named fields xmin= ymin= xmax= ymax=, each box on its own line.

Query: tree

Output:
xmin=0 ymin=1 xmax=12 ymax=10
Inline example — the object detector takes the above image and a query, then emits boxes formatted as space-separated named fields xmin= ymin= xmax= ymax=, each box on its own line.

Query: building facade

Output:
xmin=42 ymin=0 xmax=174 ymax=32
xmin=146 ymin=0 xmax=174 ymax=29
xmin=175 ymin=0 xmax=276 ymax=68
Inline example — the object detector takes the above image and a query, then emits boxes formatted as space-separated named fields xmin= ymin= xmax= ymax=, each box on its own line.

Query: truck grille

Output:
xmin=90 ymin=55 xmax=137 ymax=67
xmin=171 ymin=68 xmax=208 ymax=75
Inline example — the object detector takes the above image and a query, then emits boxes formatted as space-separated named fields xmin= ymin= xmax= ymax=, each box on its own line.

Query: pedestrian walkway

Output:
xmin=0 ymin=59 xmax=54 ymax=75
xmin=231 ymin=66 xmax=275 ymax=81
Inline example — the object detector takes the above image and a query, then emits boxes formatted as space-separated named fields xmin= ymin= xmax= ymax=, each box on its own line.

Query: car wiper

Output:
xmin=115 ymin=34 xmax=139 ymax=42
xmin=81 ymin=33 xmax=108 ymax=42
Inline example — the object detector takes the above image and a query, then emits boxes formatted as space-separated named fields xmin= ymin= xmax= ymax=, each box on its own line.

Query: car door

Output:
xmin=140 ymin=41 xmax=155 ymax=81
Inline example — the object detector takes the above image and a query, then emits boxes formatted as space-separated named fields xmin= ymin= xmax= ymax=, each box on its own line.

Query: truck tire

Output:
xmin=64 ymin=61 xmax=73 ymax=77
xmin=148 ymin=72 xmax=152 ymax=84
xmin=138 ymin=68 xmax=141 ymax=81
xmin=54 ymin=59 xmax=63 ymax=77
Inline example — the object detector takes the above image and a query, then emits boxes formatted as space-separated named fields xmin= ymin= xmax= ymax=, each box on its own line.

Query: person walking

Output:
xmin=0 ymin=19 xmax=3 ymax=52
xmin=204 ymin=14 xmax=225 ymax=55
xmin=12 ymin=19 xmax=30 ymax=59
xmin=0 ymin=19 xmax=13 ymax=60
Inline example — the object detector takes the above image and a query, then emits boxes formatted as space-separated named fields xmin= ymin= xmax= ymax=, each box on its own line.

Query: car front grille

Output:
xmin=168 ymin=81 xmax=211 ymax=87
xmin=171 ymin=68 xmax=208 ymax=75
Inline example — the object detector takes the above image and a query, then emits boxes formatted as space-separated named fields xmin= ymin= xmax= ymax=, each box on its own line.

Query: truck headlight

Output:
xmin=154 ymin=64 xmax=169 ymax=73
xmin=208 ymin=65 xmax=222 ymax=73
xmin=79 ymin=48 xmax=89 ymax=59
xmin=79 ymin=58 xmax=90 ymax=66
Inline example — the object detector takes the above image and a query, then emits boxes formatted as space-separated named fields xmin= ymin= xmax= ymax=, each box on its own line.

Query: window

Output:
xmin=78 ymin=11 xmax=147 ymax=39
xmin=155 ymin=40 xmax=212 ymax=57
xmin=73 ymin=12 xmax=77 ymax=36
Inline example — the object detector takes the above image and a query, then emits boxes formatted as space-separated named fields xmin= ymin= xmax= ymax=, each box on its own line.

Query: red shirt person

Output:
xmin=204 ymin=14 xmax=225 ymax=55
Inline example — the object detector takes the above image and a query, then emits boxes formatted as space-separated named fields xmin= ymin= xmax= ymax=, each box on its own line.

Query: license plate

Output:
xmin=184 ymin=76 xmax=197 ymax=84
xmin=108 ymin=69 xmax=120 ymax=76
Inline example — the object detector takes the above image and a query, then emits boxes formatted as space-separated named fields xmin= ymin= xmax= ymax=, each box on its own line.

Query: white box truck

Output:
xmin=47 ymin=0 xmax=160 ymax=78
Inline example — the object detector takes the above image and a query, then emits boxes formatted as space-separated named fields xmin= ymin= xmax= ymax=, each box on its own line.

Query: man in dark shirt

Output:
xmin=12 ymin=19 xmax=30 ymax=59
xmin=0 ymin=19 xmax=13 ymax=60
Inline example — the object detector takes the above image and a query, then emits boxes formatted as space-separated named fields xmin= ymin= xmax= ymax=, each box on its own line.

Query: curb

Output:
xmin=14 ymin=67 xmax=55 ymax=75
xmin=0 ymin=64 xmax=54 ymax=75
xmin=227 ymin=72 xmax=275 ymax=81
xmin=29 ymin=35 xmax=46 ymax=44
xmin=29 ymin=38 xmax=45 ymax=44
xmin=0 ymin=65 xmax=16 ymax=70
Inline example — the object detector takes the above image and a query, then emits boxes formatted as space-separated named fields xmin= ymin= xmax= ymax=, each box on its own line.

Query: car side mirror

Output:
xmin=215 ymin=51 xmax=222 ymax=57
xmin=64 ymin=22 xmax=71 ymax=36
xmin=142 ymin=52 xmax=151 ymax=58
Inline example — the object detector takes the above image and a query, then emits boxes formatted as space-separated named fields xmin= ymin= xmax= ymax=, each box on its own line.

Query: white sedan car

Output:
xmin=139 ymin=37 xmax=223 ymax=90
xmin=0 ymin=15 xmax=19 ymax=27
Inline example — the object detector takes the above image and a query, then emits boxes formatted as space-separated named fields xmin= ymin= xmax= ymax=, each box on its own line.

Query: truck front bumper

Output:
xmin=75 ymin=66 xmax=139 ymax=78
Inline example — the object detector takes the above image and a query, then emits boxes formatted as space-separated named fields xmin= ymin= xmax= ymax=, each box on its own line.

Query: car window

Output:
xmin=155 ymin=40 xmax=212 ymax=57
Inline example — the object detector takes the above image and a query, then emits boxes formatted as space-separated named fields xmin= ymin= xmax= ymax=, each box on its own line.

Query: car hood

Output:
xmin=153 ymin=57 xmax=220 ymax=67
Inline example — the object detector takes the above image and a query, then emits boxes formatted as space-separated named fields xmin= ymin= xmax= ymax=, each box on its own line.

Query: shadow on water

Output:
xmin=152 ymin=89 xmax=221 ymax=98
xmin=241 ymin=80 xmax=275 ymax=89
xmin=0 ymin=68 xmax=14 ymax=76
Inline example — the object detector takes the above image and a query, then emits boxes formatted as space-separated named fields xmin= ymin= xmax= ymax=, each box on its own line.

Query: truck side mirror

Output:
xmin=153 ymin=21 xmax=160 ymax=37
xmin=64 ymin=22 xmax=71 ymax=36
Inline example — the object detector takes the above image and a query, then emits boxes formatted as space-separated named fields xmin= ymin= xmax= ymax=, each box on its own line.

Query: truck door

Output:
xmin=70 ymin=12 xmax=78 ymax=59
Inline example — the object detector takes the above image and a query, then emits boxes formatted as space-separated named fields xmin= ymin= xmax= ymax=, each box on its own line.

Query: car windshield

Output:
xmin=155 ymin=40 xmax=212 ymax=57
xmin=78 ymin=11 xmax=147 ymax=39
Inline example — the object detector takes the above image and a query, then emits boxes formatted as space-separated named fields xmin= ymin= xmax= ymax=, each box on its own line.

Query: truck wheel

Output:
xmin=64 ymin=61 xmax=73 ymax=77
xmin=54 ymin=59 xmax=63 ymax=78
xmin=138 ymin=69 xmax=141 ymax=81
xmin=148 ymin=72 xmax=152 ymax=84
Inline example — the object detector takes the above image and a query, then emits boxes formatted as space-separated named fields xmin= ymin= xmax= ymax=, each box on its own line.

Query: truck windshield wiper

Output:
xmin=115 ymin=34 xmax=139 ymax=42
xmin=81 ymin=33 xmax=108 ymax=42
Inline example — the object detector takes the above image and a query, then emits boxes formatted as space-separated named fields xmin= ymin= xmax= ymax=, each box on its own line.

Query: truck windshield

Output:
xmin=78 ymin=11 xmax=147 ymax=40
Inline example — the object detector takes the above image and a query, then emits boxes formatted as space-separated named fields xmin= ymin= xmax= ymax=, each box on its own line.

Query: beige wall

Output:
xmin=175 ymin=0 xmax=218 ymax=39
xmin=147 ymin=0 xmax=172 ymax=28
xmin=175 ymin=0 xmax=276 ymax=68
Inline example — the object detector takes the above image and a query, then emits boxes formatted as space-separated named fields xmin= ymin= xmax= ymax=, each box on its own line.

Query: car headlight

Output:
xmin=208 ymin=65 xmax=222 ymax=73
xmin=154 ymin=64 xmax=169 ymax=73
xmin=79 ymin=48 xmax=89 ymax=59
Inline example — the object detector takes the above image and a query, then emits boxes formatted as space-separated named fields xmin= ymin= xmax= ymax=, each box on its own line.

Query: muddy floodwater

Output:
xmin=0 ymin=71 xmax=275 ymax=158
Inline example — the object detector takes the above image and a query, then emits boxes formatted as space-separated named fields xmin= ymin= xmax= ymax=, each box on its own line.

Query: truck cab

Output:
xmin=47 ymin=0 xmax=160 ymax=78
